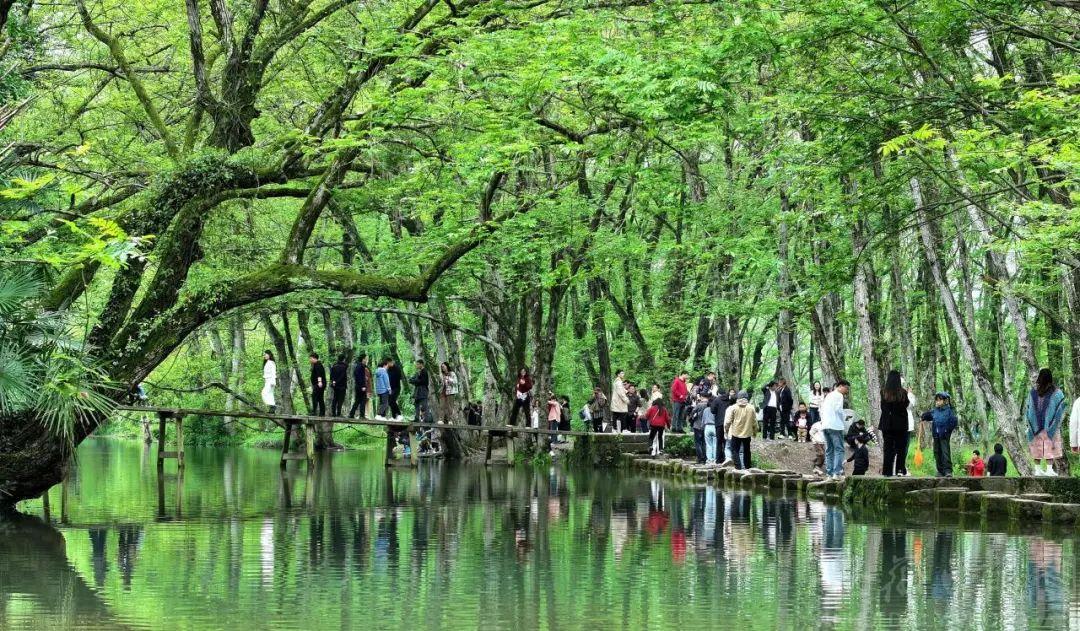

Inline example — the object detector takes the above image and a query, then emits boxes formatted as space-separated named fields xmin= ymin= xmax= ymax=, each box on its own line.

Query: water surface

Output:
xmin=3 ymin=439 xmax=1076 ymax=629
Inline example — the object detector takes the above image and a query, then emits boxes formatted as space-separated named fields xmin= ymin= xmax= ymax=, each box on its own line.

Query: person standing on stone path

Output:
xmin=761 ymin=380 xmax=779 ymax=441
xmin=409 ymin=360 xmax=431 ymax=423
xmin=808 ymin=381 xmax=824 ymax=428
xmin=374 ymin=358 xmax=392 ymax=420
xmin=349 ymin=355 xmax=370 ymax=419
xmin=670 ymin=372 xmax=690 ymax=434
xmin=1025 ymin=368 xmax=1067 ymax=477
xmin=330 ymin=355 xmax=349 ymax=417
xmin=611 ymin=370 xmax=630 ymax=432
xmin=309 ymin=353 xmax=327 ymax=417
xmin=777 ymin=378 xmax=794 ymax=439
xmin=261 ymin=350 xmax=277 ymax=414
xmin=879 ymin=370 xmax=911 ymax=477
xmin=645 ymin=396 xmax=671 ymax=456
xmin=921 ymin=392 xmax=958 ymax=477
xmin=820 ymin=379 xmax=850 ymax=481
xmin=722 ymin=390 xmax=757 ymax=470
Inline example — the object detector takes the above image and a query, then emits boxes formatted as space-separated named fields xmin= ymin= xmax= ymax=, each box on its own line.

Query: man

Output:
xmin=349 ymin=355 xmax=370 ymax=419
xmin=777 ymin=378 xmax=794 ymax=439
xmin=820 ymin=379 xmax=850 ymax=480
xmin=670 ymin=372 xmax=690 ymax=433
xmin=309 ymin=353 xmax=327 ymax=417
xmin=761 ymin=381 xmax=779 ymax=440
xmin=611 ymin=370 xmax=630 ymax=432
xmin=374 ymin=358 xmax=392 ymax=420
xmin=409 ymin=360 xmax=431 ymax=423
xmin=723 ymin=391 xmax=758 ymax=470
xmin=690 ymin=393 xmax=709 ymax=463
xmin=329 ymin=355 xmax=349 ymax=417
xmin=387 ymin=358 xmax=404 ymax=421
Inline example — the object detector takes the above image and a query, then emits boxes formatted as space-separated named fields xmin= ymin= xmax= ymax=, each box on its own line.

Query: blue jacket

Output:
xmin=375 ymin=367 xmax=390 ymax=395
xmin=922 ymin=405 xmax=957 ymax=438
xmin=1025 ymin=388 xmax=1066 ymax=440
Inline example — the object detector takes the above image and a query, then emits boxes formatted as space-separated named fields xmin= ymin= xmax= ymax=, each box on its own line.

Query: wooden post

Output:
xmin=409 ymin=425 xmax=419 ymax=466
xmin=505 ymin=429 xmax=516 ymax=465
xmin=280 ymin=421 xmax=293 ymax=469
xmin=175 ymin=466 xmax=184 ymax=518
xmin=157 ymin=411 xmax=168 ymax=467
xmin=60 ymin=476 xmax=69 ymax=525
xmin=175 ymin=415 xmax=185 ymax=468
xmin=304 ymin=422 xmax=315 ymax=463
xmin=385 ymin=427 xmax=396 ymax=467
xmin=41 ymin=487 xmax=50 ymax=520
xmin=156 ymin=469 xmax=166 ymax=518
xmin=484 ymin=432 xmax=494 ymax=465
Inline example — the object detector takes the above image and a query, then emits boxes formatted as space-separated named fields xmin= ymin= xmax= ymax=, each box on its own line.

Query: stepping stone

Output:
xmin=806 ymin=479 xmax=843 ymax=498
xmin=979 ymin=493 xmax=1014 ymax=517
xmin=905 ymin=489 xmax=937 ymax=507
xmin=1020 ymin=493 xmax=1054 ymax=502
xmin=1008 ymin=498 xmax=1048 ymax=520
xmin=1042 ymin=503 xmax=1080 ymax=524
xmin=934 ymin=487 xmax=971 ymax=510
xmin=959 ymin=491 xmax=995 ymax=513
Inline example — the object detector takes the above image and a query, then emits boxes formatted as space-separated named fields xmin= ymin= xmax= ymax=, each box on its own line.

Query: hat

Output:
xmin=935 ymin=391 xmax=951 ymax=400
xmin=736 ymin=390 xmax=749 ymax=400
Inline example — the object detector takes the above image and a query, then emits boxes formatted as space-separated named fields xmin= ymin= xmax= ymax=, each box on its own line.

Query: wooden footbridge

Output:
xmin=116 ymin=405 xmax=638 ymax=468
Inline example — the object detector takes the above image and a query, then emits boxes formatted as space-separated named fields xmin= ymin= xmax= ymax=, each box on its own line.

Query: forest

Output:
xmin=0 ymin=0 xmax=1078 ymax=507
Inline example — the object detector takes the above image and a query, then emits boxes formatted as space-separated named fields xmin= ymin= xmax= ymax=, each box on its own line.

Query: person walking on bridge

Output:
xmin=309 ymin=353 xmax=327 ymax=417
xmin=375 ymin=358 xmax=392 ymax=420
xmin=349 ymin=355 xmax=370 ymax=419
xmin=387 ymin=359 xmax=404 ymax=421
xmin=508 ymin=367 xmax=533 ymax=426
xmin=330 ymin=355 xmax=349 ymax=417
xmin=410 ymin=360 xmax=431 ymax=423
xmin=261 ymin=350 xmax=277 ymax=414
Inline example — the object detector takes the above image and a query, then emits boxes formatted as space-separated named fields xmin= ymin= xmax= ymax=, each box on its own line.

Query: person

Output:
xmin=723 ymin=391 xmax=757 ymax=470
xmin=374 ymin=358 xmax=392 ymax=420
xmin=440 ymin=363 xmax=459 ymax=419
xmin=690 ymin=393 xmax=709 ymax=464
xmin=329 ymin=354 xmax=349 ymax=417
xmin=702 ymin=396 xmax=719 ymax=464
xmin=847 ymin=436 xmax=869 ymax=476
xmin=508 ymin=368 xmax=533 ymax=426
xmin=588 ymin=386 xmax=607 ymax=433
xmin=626 ymin=383 xmax=642 ymax=434
xmin=966 ymin=450 xmax=986 ymax=477
xmin=645 ymin=397 xmax=671 ymax=456
xmin=810 ymin=420 xmax=826 ymax=475
xmin=777 ymin=378 xmax=794 ymax=439
xmin=546 ymin=392 xmax=561 ymax=453
xmin=670 ymin=372 xmax=690 ymax=433
xmin=761 ymin=381 xmax=779 ymax=440
xmin=558 ymin=395 xmax=572 ymax=438
xmin=902 ymin=384 xmax=918 ymax=476
xmin=349 ymin=355 xmax=370 ymax=419
xmin=649 ymin=383 xmax=662 ymax=405
xmin=921 ymin=392 xmax=958 ymax=477
xmin=309 ymin=353 xmax=327 ymax=416
xmin=1071 ymin=395 xmax=1080 ymax=454
xmin=793 ymin=402 xmax=811 ymax=442
xmin=1025 ymin=368 xmax=1067 ymax=477
xmin=845 ymin=419 xmax=872 ymax=449
xmin=409 ymin=360 xmax=431 ymax=423
xmin=465 ymin=400 xmax=482 ymax=426
xmin=986 ymin=443 xmax=1008 ymax=476
xmin=879 ymin=370 xmax=911 ymax=477
xmin=820 ymin=379 xmax=850 ymax=481
xmin=808 ymin=381 xmax=824 ymax=427
xmin=712 ymin=388 xmax=736 ymax=462
xmin=387 ymin=359 xmax=404 ymax=421
xmin=261 ymin=350 xmax=277 ymax=413
xmin=611 ymin=370 xmax=630 ymax=432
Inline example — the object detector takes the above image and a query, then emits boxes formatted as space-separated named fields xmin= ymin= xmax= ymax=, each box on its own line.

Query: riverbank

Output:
xmin=629 ymin=456 xmax=1080 ymax=528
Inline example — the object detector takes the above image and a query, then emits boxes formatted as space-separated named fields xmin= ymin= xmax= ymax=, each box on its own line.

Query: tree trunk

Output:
xmin=853 ymin=216 xmax=883 ymax=424
xmin=776 ymin=210 xmax=798 ymax=405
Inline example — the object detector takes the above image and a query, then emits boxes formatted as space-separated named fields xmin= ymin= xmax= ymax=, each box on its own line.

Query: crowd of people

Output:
xmin=259 ymin=349 xmax=1079 ymax=477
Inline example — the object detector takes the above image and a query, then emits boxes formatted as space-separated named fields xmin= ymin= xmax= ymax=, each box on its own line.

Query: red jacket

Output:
xmin=670 ymin=377 xmax=688 ymax=403
xmin=967 ymin=457 xmax=985 ymax=477
xmin=515 ymin=376 xmax=533 ymax=395
xmin=646 ymin=405 xmax=671 ymax=428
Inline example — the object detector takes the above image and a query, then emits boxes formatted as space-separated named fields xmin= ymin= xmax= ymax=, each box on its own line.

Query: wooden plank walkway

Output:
xmin=116 ymin=405 xmax=625 ymax=469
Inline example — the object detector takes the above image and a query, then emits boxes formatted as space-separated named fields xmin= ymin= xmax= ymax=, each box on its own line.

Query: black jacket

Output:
xmin=847 ymin=445 xmax=869 ymax=475
xmin=310 ymin=362 xmax=326 ymax=391
xmin=987 ymin=454 xmax=1007 ymax=476
xmin=352 ymin=362 xmax=368 ymax=391
xmin=409 ymin=370 xmax=429 ymax=401
xmin=778 ymin=386 xmax=793 ymax=410
xmin=388 ymin=364 xmax=404 ymax=394
xmin=330 ymin=361 xmax=348 ymax=391
xmin=879 ymin=398 xmax=909 ymax=433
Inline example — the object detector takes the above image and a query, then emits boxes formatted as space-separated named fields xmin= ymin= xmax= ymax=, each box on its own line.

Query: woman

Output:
xmin=1026 ymin=368 xmax=1067 ymax=476
xmin=879 ymin=370 xmax=911 ymax=477
xmin=440 ymin=362 xmax=459 ymax=421
xmin=645 ymin=397 xmax=671 ymax=456
xmin=508 ymin=367 xmax=533 ymax=426
xmin=808 ymin=381 xmax=824 ymax=427
xmin=261 ymin=350 xmax=277 ymax=413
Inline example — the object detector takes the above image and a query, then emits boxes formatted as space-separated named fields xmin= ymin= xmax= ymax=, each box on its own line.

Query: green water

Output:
xmin=2 ymin=439 xmax=1076 ymax=630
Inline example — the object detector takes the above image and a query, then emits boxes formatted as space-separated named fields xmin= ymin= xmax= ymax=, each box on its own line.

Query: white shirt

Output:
xmin=766 ymin=390 xmax=778 ymax=409
xmin=1070 ymin=397 xmax=1080 ymax=451
xmin=821 ymin=390 xmax=846 ymax=431
xmin=263 ymin=360 xmax=277 ymax=386
xmin=809 ymin=392 xmax=824 ymax=408
xmin=906 ymin=391 xmax=918 ymax=432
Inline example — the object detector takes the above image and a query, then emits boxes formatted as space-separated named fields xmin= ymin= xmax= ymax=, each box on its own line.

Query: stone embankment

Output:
xmin=629 ymin=456 xmax=1080 ymax=525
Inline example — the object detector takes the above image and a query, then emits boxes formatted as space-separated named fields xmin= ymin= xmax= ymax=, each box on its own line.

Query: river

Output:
xmin=1 ymin=439 xmax=1075 ymax=629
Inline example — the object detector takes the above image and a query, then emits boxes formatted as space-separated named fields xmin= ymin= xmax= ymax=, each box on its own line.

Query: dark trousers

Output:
xmin=377 ymin=393 xmax=390 ymax=417
xmin=780 ymin=406 xmax=792 ymax=437
xmin=730 ymin=436 xmax=752 ymax=469
xmin=881 ymin=430 xmax=908 ymax=476
xmin=414 ymin=397 xmax=430 ymax=423
xmin=897 ymin=432 xmax=910 ymax=475
xmin=509 ymin=396 xmax=530 ymax=426
xmin=613 ymin=412 xmax=630 ymax=432
xmin=763 ymin=407 xmax=778 ymax=440
xmin=592 ymin=415 xmax=603 ymax=433
xmin=331 ymin=388 xmax=347 ymax=416
xmin=933 ymin=432 xmax=953 ymax=477
xmin=349 ymin=390 xmax=368 ymax=418
xmin=693 ymin=428 xmax=706 ymax=463
xmin=672 ymin=402 xmax=686 ymax=432
xmin=312 ymin=388 xmax=326 ymax=416
xmin=389 ymin=391 xmax=401 ymax=418
xmin=648 ymin=426 xmax=665 ymax=452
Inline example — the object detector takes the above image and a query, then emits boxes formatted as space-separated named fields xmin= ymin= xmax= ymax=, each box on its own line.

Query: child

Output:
xmin=793 ymin=402 xmax=811 ymax=442
xmin=966 ymin=449 xmax=986 ymax=477
xmin=986 ymin=443 xmax=1008 ymax=476
xmin=809 ymin=420 xmax=826 ymax=475
xmin=846 ymin=436 xmax=869 ymax=476
xmin=921 ymin=392 xmax=958 ymax=477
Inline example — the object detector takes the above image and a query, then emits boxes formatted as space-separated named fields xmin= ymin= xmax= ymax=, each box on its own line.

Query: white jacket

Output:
xmin=820 ymin=390 xmax=846 ymax=431
xmin=263 ymin=360 xmax=277 ymax=386
xmin=611 ymin=378 xmax=629 ymax=413
xmin=1071 ymin=397 xmax=1080 ymax=451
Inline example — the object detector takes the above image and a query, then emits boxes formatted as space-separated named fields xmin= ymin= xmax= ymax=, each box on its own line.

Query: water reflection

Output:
xmin=2 ymin=441 xmax=1076 ymax=630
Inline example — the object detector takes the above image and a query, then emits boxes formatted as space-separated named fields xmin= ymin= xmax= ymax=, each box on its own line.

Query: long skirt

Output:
xmin=261 ymin=382 xmax=275 ymax=407
xmin=1029 ymin=430 xmax=1063 ymax=460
